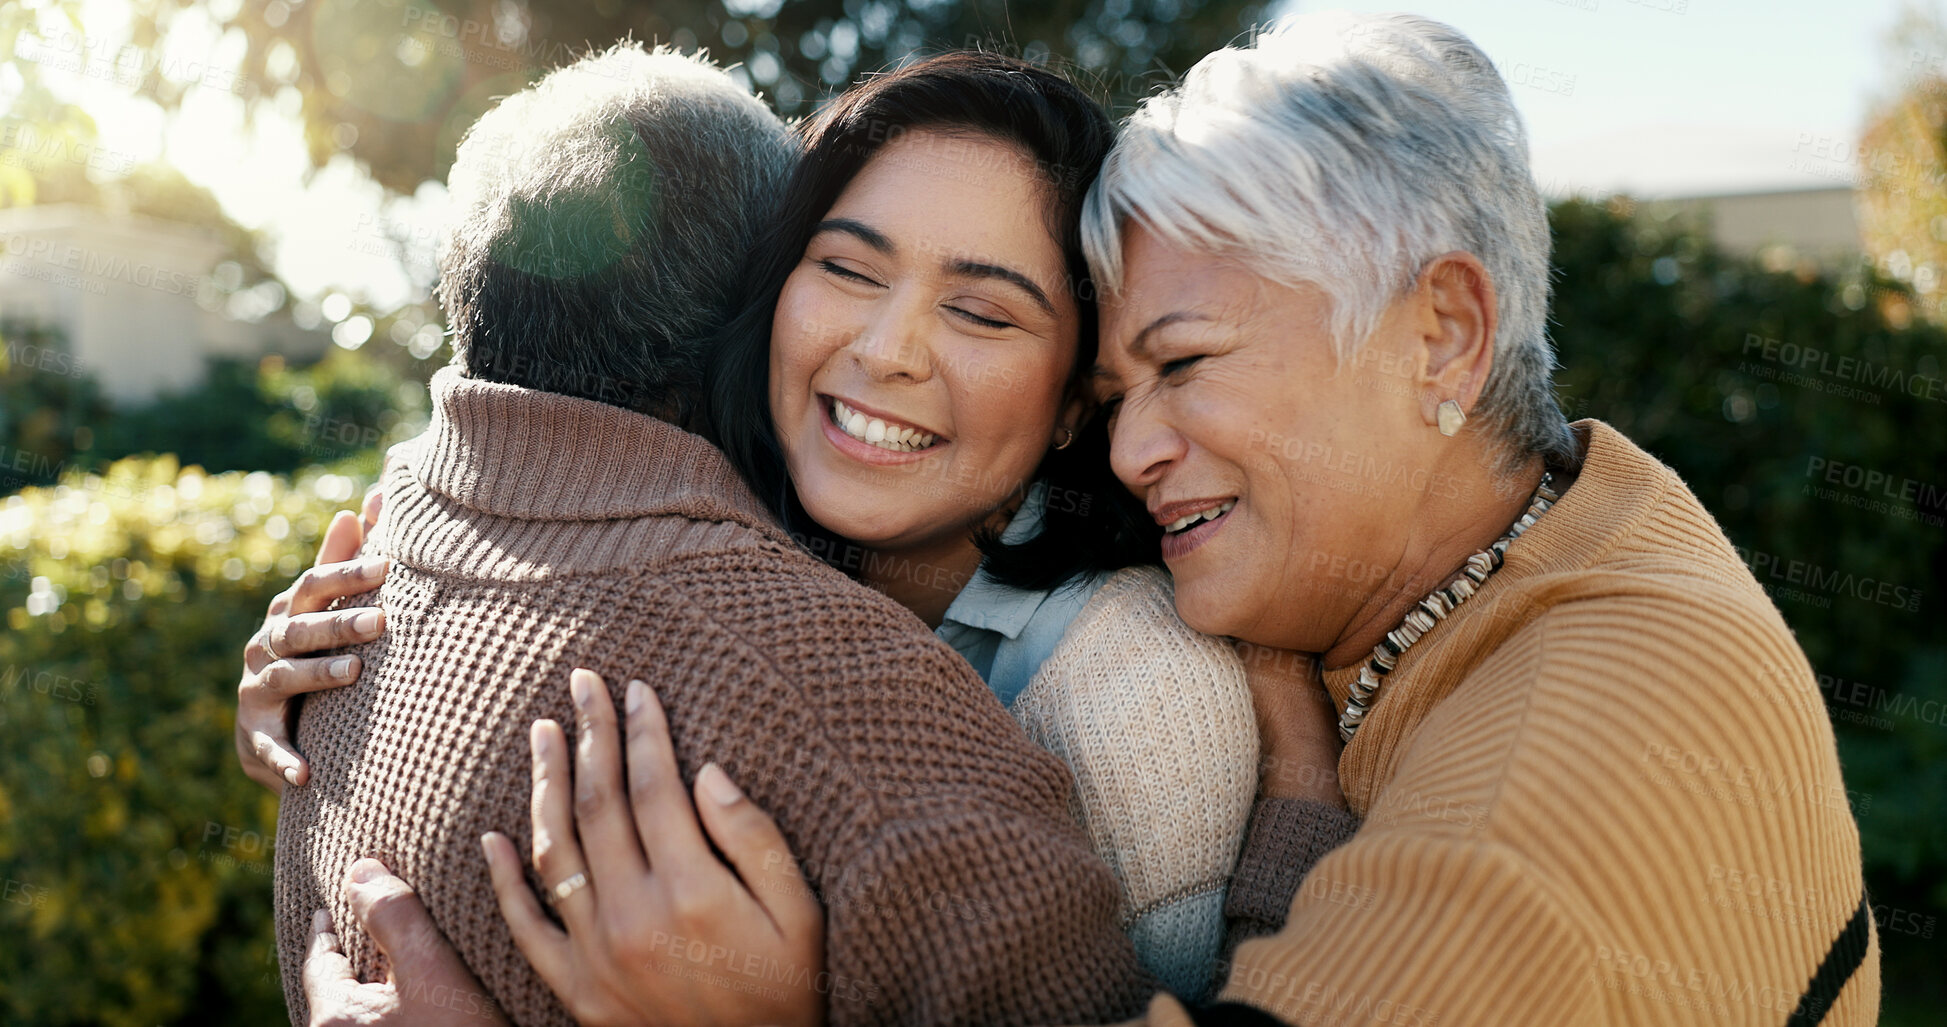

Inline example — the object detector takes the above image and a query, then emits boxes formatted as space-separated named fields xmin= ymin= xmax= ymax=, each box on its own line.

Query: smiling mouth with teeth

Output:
xmin=829 ymin=398 xmax=942 ymax=453
xmin=1163 ymin=500 xmax=1236 ymax=534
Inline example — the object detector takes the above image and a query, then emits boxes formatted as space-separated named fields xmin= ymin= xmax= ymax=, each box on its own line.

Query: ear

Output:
xmin=1053 ymin=389 xmax=1089 ymax=448
xmin=1410 ymin=252 xmax=1497 ymax=430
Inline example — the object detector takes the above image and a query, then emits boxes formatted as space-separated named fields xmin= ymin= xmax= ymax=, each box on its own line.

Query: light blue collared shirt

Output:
xmin=934 ymin=485 xmax=1111 ymax=707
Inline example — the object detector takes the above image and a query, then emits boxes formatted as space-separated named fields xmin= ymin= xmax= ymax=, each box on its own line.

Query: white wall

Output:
xmin=0 ymin=204 xmax=326 ymax=404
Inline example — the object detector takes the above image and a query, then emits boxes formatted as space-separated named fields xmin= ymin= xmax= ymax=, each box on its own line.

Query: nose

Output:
xmin=1108 ymin=393 xmax=1185 ymax=494
xmin=847 ymin=303 xmax=933 ymax=384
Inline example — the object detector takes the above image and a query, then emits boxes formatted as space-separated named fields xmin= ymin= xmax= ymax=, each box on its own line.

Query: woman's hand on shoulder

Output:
xmin=481 ymin=669 xmax=825 ymax=1027
xmin=1233 ymin=641 xmax=1347 ymax=808
xmin=235 ymin=488 xmax=388 ymax=793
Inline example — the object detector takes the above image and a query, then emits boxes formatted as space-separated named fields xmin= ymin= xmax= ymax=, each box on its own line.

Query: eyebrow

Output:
xmin=1091 ymin=311 xmax=1212 ymax=382
xmin=814 ymin=217 xmax=1057 ymax=319
xmin=946 ymin=259 xmax=1056 ymax=317
xmin=812 ymin=217 xmax=894 ymax=254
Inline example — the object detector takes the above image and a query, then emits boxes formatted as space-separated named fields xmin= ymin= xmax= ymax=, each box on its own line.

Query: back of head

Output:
xmin=439 ymin=43 xmax=795 ymax=420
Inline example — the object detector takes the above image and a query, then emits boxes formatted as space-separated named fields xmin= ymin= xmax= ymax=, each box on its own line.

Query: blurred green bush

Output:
xmin=2 ymin=337 xmax=429 ymax=489
xmin=0 ymin=457 xmax=372 ymax=1025
xmin=0 ymin=199 xmax=1941 ymax=1024
xmin=1550 ymin=197 xmax=1947 ymax=1023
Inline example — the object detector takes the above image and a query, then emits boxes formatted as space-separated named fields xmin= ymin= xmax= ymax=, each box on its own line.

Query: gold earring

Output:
xmin=1437 ymin=400 xmax=1466 ymax=437
xmin=1054 ymin=427 xmax=1075 ymax=450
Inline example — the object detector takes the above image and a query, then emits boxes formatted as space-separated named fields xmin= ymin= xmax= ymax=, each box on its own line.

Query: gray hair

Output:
xmin=439 ymin=42 xmax=795 ymax=416
xmin=1082 ymin=13 xmax=1575 ymax=470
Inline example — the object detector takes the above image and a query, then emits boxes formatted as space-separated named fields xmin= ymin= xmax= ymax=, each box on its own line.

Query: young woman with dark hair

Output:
xmin=704 ymin=49 xmax=1157 ymax=599
xmin=683 ymin=50 xmax=1264 ymax=999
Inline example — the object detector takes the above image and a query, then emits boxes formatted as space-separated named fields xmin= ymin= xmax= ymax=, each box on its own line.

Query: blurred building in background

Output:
xmin=1648 ymin=185 xmax=1862 ymax=268
xmin=0 ymin=204 xmax=327 ymax=404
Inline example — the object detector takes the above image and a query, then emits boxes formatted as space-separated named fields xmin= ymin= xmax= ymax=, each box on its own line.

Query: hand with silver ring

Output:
xmin=548 ymin=872 xmax=588 ymax=904
xmin=480 ymin=668 xmax=825 ymax=1027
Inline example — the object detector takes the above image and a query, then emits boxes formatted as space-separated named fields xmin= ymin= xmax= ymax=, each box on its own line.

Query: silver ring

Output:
xmin=261 ymin=628 xmax=282 ymax=663
xmin=549 ymin=871 xmax=588 ymax=903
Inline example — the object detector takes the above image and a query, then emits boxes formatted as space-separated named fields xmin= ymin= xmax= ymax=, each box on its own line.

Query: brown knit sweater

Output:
xmin=1140 ymin=421 xmax=1878 ymax=1027
xmin=273 ymin=367 xmax=1155 ymax=1026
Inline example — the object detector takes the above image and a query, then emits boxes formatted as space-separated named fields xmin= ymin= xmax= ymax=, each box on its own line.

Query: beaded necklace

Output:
xmin=1338 ymin=473 xmax=1560 ymax=742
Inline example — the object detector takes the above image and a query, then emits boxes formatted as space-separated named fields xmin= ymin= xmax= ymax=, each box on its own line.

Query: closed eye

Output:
xmin=1161 ymin=355 xmax=1204 ymax=377
xmin=947 ymin=305 xmax=1016 ymax=331
xmin=817 ymin=259 xmax=883 ymax=287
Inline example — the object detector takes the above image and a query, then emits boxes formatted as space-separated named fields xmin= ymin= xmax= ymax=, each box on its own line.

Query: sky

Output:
xmin=19 ymin=0 xmax=1938 ymax=312
xmin=1284 ymin=0 xmax=1934 ymax=200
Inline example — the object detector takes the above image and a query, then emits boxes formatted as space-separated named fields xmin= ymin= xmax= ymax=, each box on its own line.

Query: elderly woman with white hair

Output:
xmin=294 ymin=13 xmax=1881 ymax=1027
xmin=1079 ymin=12 xmax=1878 ymax=1026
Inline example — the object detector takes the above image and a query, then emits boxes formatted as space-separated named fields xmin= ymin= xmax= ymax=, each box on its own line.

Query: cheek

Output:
xmin=1172 ymin=372 xmax=1282 ymax=477
xmin=930 ymin=343 xmax=1068 ymax=507
xmin=977 ymin=346 xmax=1065 ymax=421
xmin=961 ymin=347 xmax=1065 ymax=445
xmin=771 ymin=279 xmax=843 ymax=408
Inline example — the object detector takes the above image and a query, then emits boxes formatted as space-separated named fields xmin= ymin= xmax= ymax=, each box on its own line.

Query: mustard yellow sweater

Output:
xmin=1141 ymin=421 xmax=1878 ymax=1027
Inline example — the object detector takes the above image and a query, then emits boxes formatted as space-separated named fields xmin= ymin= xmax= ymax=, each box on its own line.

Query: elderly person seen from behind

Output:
xmin=1086 ymin=12 xmax=1878 ymax=1026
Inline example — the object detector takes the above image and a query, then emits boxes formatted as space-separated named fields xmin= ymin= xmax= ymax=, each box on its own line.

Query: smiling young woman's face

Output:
xmin=769 ymin=127 xmax=1082 ymax=552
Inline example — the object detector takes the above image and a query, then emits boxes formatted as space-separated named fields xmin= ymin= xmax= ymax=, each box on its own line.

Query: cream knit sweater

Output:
xmin=1012 ymin=566 xmax=1260 ymax=1001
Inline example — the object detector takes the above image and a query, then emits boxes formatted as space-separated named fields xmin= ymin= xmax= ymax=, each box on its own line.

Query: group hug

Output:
xmin=229 ymin=11 xmax=1878 ymax=1026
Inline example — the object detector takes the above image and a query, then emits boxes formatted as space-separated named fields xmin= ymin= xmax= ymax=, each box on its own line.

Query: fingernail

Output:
xmin=699 ymin=762 xmax=743 ymax=806
xmin=313 ymin=909 xmax=330 ymax=933
xmin=479 ymin=834 xmax=497 ymax=863
xmin=330 ymin=656 xmax=355 ymax=680
xmin=569 ymin=668 xmax=595 ymax=708
xmin=360 ymin=557 xmax=389 ymax=581
xmin=349 ymin=859 xmax=383 ymax=884
xmin=625 ymin=680 xmax=645 ymax=715
xmin=284 ymin=766 xmax=301 ymax=786
xmin=352 ymin=610 xmax=381 ymax=634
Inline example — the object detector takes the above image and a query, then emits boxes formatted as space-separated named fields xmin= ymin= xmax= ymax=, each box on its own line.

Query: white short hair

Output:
xmin=1082 ymin=12 xmax=1575 ymax=468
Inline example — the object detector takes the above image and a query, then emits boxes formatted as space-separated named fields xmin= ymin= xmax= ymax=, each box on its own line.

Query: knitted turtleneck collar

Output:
xmin=375 ymin=366 xmax=788 ymax=581
xmin=405 ymin=365 xmax=776 ymax=529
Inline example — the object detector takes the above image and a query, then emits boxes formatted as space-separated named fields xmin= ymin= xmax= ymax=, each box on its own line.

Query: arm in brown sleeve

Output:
xmin=1222 ymin=799 xmax=1362 ymax=957
xmin=826 ymin=811 xmax=1156 ymax=1026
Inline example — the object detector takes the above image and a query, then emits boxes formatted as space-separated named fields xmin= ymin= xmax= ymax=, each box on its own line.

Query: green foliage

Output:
xmin=1857 ymin=7 xmax=1947 ymax=326
xmin=1 ymin=321 xmax=109 ymax=489
xmin=0 ymin=0 xmax=91 ymax=208
xmin=2 ymin=339 xmax=429 ymax=492
xmin=83 ymin=360 xmax=312 ymax=479
xmin=0 ymin=456 xmax=372 ymax=1025
xmin=109 ymin=0 xmax=1266 ymax=195
xmin=1549 ymin=197 xmax=1947 ymax=1021
xmin=85 ymin=349 xmax=428 ymax=478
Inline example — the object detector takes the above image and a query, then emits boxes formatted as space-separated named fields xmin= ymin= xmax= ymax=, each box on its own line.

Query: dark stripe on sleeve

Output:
xmin=1186 ymin=1001 xmax=1289 ymax=1026
xmin=1785 ymin=892 xmax=1872 ymax=1026
xmin=1190 ymin=892 xmax=1871 ymax=1027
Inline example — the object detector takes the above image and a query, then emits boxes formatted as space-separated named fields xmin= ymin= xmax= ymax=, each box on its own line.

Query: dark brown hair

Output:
xmin=704 ymin=50 xmax=1158 ymax=592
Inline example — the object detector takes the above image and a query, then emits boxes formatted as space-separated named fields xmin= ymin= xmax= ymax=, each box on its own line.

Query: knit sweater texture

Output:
xmin=1139 ymin=420 xmax=1878 ymax=1027
xmin=273 ymin=367 xmax=1156 ymax=1027
xmin=1012 ymin=565 xmax=1260 ymax=1000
